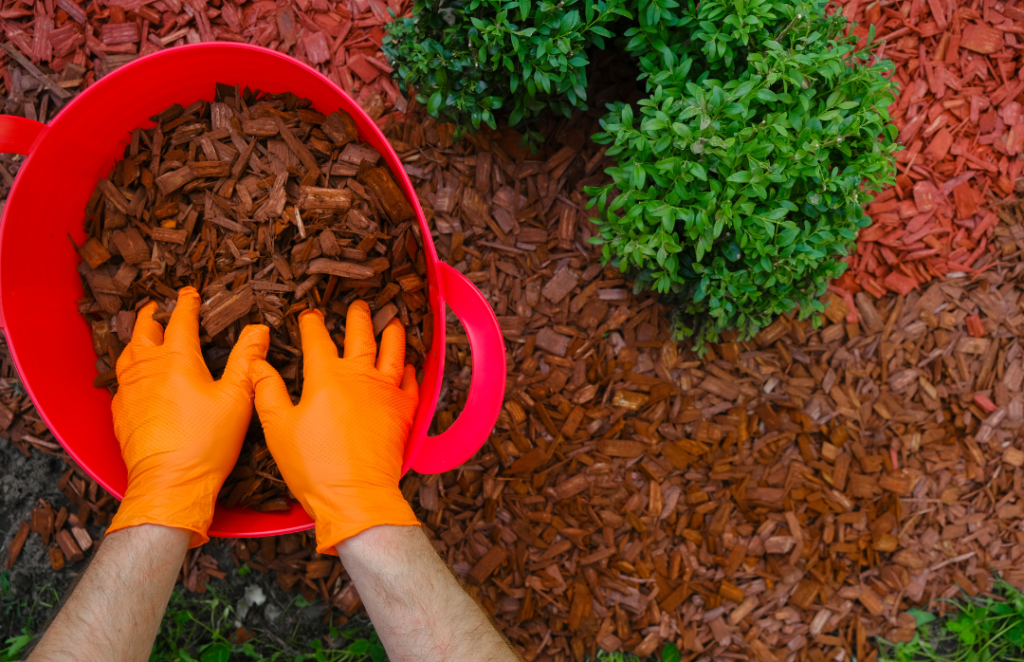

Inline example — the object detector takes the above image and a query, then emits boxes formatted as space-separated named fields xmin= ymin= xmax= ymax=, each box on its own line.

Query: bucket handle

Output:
xmin=0 ymin=116 xmax=47 ymax=155
xmin=410 ymin=262 xmax=506 ymax=474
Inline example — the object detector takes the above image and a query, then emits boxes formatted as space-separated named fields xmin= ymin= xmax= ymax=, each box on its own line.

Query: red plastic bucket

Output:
xmin=0 ymin=43 xmax=506 ymax=537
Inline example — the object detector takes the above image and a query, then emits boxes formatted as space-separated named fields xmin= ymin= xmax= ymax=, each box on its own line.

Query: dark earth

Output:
xmin=0 ymin=427 xmax=371 ymax=658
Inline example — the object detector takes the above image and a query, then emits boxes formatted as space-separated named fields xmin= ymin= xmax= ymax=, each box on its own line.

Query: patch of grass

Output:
xmin=151 ymin=584 xmax=385 ymax=662
xmin=2 ymin=569 xmax=666 ymax=662
xmin=0 ymin=570 xmax=61 ymax=662
xmin=594 ymin=652 xmax=642 ymax=661
xmin=879 ymin=578 xmax=1024 ymax=662
xmin=594 ymin=645 xmax=679 ymax=661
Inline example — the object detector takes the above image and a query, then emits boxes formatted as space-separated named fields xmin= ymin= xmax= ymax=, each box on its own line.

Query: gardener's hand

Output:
xmin=107 ymin=286 xmax=269 ymax=547
xmin=250 ymin=301 xmax=420 ymax=554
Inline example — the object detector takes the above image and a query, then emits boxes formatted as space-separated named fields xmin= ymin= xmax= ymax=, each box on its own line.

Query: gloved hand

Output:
xmin=107 ymin=286 xmax=269 ymax=547
xmin=250 ymin=301 xmax=420 ymax=554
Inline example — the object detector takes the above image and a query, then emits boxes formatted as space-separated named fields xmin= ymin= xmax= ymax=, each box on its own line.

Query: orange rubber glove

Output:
xmin=107 ymin=286 xmax=269 ymax=547
xmin=250 ymin=301 xmax=420 ymax=554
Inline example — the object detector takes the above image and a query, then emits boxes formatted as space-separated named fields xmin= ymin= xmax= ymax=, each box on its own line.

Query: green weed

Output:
xmin=879 ymin=579 xmax=1024 ymax=662
xmin=1 ymin=569 xmax=654 ymax=662
xmin=593 ymin=651 xmax=642 ymax=661
xmin=0 ymin=570 xmax=62 ymax=661
xmin=150 ymin=584 xmax=384 ymax=662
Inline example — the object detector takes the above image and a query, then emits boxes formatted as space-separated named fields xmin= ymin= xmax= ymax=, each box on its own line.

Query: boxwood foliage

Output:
xmin=587 ymin=0 xmax=899 ymax=351
xmin=385 ymin=0 xmax=898 ymax=351
xmin=383 ymin=0 xmax=631 ymax=141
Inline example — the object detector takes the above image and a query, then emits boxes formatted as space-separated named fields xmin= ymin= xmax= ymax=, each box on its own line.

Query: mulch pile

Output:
xmin=0 ymin=0 xmax=407 ymax=127
xmin=833 ymin=0 xmax=1024 ymax=298
xmin=4 ymin=2 xmax=1024 ymax=662
xmin=352 ymin=104 xmax=1024 ymax=662
xmin=75 ymin=87 xmax=428 ymax=511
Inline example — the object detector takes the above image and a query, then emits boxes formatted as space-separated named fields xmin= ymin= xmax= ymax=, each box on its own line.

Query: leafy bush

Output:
xmin=383 ymin=0 xmax=631 ymax=138
xmin=879 ymin=578 xmax=1024 ymax=662
xmin=385 ymin=0 xmax=899 ymax=351
xmin=587 ymin=0 xmax=898 ymax=350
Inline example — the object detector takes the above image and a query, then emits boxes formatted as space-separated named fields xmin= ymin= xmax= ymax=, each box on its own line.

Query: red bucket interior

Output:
xmin=0 ymin=44 xmax=446 ymax=537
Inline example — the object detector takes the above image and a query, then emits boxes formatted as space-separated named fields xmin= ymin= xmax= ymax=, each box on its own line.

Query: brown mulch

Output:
xmin=75 ymin=88 xmax=428 ymax=511
xmin=363 ymin=104 xmax=1024 ymax=662
xmin=0 ymin=0 xmax=407 ymax=127
xmin=4 ymin=2 xmax=1024 ymax=662
xmin=833 ymin=0 xmax=1024 ymax=297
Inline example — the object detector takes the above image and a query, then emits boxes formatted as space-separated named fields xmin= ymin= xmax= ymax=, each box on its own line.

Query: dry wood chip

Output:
xmin=201 ymin=284 xmax=257 ymax=338
xmin=307 ymin=258 xmax=375 ymax=279
xmin=361 ymin=167 xmax=415 ymax=223
xmin=322 ymin=111 xmax=359 ymax=146
xmin=541 ymin=268 xmax=579 ymax=303
xmin=155 ymin=165 xmax=196 ymax=194
xmin=299 ymin=186 xmax=352 ymax=211
xmin=535 ymin=327 xmax=571 ymax=357
xmin=56 ymin=529 xmax=84 ymax=562
xmin=469 ymin=545 xmax=508 ymax=584
xmin=339 ymin=143 xmax=381 ymax=165
xmin=4 ymin=521 xmax=30 ymax=570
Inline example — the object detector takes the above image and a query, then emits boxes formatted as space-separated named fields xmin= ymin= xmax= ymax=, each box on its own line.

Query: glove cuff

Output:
xmin=308 ymin=488 xmax=420 ymax=555
xmin=107 ymin=471 xmax=220 ymax=548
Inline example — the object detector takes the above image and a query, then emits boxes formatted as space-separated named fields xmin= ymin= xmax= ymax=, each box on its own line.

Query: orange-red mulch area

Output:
xmin=831 ymin=0 xmax=1024 ymax=298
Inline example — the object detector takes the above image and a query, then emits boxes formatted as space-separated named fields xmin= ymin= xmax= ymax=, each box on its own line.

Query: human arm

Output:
xmin=338 ymin=525 xmax=521 ymax=662
xmin=251 ymin=301 xmax=521 ymax=662
xmin=29 ymin=287 xmax=268 ymax=662
xmin=27 ymin=525 xmax=190 ymax=662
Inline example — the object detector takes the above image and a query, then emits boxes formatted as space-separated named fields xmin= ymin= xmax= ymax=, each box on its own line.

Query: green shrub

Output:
xmin=385 ymin=0 xmax=899 ymax=352
xmin=383 ymin=0 xmax=631 ymax=138
xmin=586 ymin=0 xmax=898 ymax=351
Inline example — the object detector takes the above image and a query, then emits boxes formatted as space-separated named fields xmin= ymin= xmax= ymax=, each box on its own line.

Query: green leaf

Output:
xmin=908 ymin=609 xmax=936 ymax=626
xmin=199 ymin=643 xmax=230 ymax=662
xmin=426 ymin=91 xmax=442 ymax=116
xmin=1 ymin=630 xmax=32 ymax=662
xmin=727 ymin=171 xmax=751 ymax=183
xmin=662 ymin=642 xmax=682 ymax=662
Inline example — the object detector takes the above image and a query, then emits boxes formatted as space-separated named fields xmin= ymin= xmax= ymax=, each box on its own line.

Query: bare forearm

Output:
xmin=337 ymin=526 xmax=522 ymax=662
xmin=28 ymin=524 xmax=190 ymax=662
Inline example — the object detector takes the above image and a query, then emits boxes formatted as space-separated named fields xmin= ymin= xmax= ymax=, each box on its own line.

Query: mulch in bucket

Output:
xmin=75 ymin=85 xmax=429 ymax=511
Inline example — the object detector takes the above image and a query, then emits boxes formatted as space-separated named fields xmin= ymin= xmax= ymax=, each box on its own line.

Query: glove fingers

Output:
xmin=163 ymin=287 xmax=202 ymax=350
xmin=131 ymin=301 xmax=164 ymax=347
xmin=376 ymin=319 xmax=406 ymax=386
xmin=400 ymin=364 xmax=419 ymax=400
xmin=221 ymin=325 xmax=270 ymax=396
xmin=299 ymin=309 xmax=338 ymax=378
xmin=251 ymin=359 xmax=293 ymax=416
xmin=342 ymin=300 xmax=376 ymax=365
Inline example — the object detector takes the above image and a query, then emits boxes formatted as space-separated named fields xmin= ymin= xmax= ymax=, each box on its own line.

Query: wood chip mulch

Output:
xmin=0 ymin=0 xmax=408 ymax=128
xmin=4 ymin=3 xmax=1024 ymax=662
xmin=332 ymin=104 xmax=1024 ymax=662
xmin=75 ymin=87 xmax=428 ymax=510
xmin=832 ymin=0 xmax=1024 ymax=298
